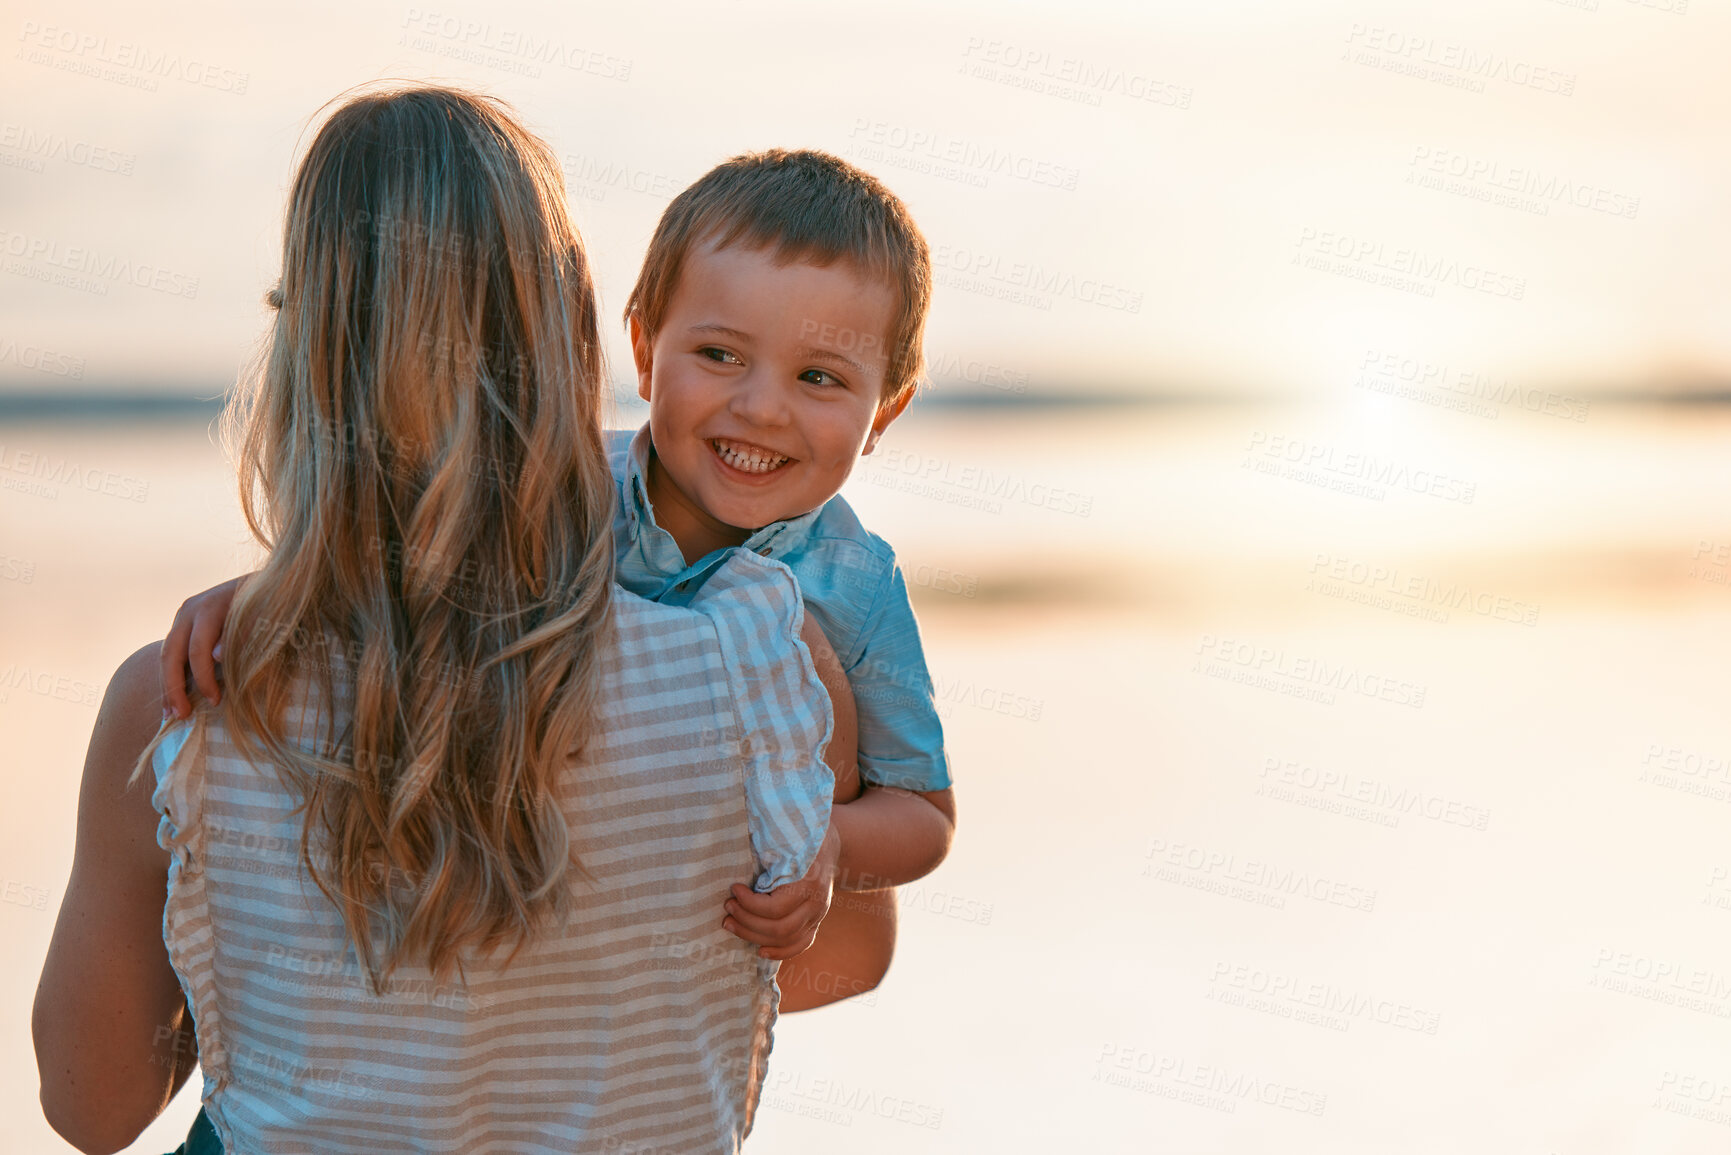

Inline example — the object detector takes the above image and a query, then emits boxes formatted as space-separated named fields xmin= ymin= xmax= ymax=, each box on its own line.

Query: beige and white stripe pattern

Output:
xmin=151 ymin=552 xmax=834 ymax=1153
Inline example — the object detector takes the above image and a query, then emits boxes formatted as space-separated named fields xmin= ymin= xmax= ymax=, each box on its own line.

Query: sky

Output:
xmin=2 ymin=0 xmax=1728 ymax=401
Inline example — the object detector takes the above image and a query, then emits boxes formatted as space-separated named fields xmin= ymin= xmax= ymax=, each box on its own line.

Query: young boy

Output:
xmin=161 ymin=148 xmax=954 ymax=1009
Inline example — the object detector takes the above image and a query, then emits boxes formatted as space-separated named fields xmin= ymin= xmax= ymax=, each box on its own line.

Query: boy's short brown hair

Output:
xmin=623 ymin=148 xmax=931 ymax=407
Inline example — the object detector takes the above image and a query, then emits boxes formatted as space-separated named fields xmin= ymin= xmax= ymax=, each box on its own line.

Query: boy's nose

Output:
xmin=729 ymin=369 xmax=793 ymax=427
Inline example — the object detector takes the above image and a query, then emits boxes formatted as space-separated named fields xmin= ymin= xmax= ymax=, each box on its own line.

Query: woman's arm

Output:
xmin=34 ymin=642 xmax=198 ymax=1154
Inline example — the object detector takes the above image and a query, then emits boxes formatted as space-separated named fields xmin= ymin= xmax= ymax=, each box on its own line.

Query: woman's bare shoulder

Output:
xmin=107 ymin=642 xmax=166 ymax=726
xmin=94 ymin=642 xmax=168 ymax=792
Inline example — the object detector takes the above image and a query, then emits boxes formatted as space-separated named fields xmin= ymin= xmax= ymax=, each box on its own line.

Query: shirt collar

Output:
xmin=623 ymin=423 xmax=656 ymax=529
xmin=623 ymin=423 xmax=824 ymax=561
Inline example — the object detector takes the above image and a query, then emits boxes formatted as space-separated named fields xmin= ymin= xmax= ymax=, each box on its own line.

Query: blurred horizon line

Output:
xmin=2 ymin=385 xmax=1730 ymax=422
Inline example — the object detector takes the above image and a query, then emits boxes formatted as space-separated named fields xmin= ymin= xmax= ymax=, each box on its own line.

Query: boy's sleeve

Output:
xmin=847 ymin=563 xmax=952 ymax=793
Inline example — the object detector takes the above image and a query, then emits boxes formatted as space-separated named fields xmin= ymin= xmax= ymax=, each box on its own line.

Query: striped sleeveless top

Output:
xmin=150 ymin=553 xmax=834 ymax=1153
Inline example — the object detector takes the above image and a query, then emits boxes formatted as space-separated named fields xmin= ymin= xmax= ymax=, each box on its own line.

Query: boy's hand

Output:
xmin=160 ymin=576 xmax=247 ymax=719
xmin=724 ymin=823 xmax=842 ymax=961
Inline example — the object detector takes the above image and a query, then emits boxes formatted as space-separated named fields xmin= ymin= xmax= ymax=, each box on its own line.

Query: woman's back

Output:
xmin=31 ymin=85 xmax=838 ymax=1155
xmin=154 ymin=558 xmax=832 ymax=1154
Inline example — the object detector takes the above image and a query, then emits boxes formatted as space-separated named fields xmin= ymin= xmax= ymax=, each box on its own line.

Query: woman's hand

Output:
xmin=723 ymin=822 xmax=843 ymax=961
xmin=160 ymin=575 xmax=248 ymax=719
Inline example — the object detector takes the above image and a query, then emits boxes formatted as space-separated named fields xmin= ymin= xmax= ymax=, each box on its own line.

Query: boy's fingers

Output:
xmin=161 ymin=608 xmax=195 ymax=718
xmin=723 ymin=917 xmax=817 ymax=959
xmin=723 ymin=905 xmax=801 ymax=941
xmin=724 ymin=900 xmax=819 ymax=942
xmin=729 ymin=885 xmax=808 ymax=919
xmin=722 ymin=918 xmax=786 ymax=949
xmin=728 ymin=893 xmax=818 ymax=934
xmin=188 ymin=613 xmax=224 ymax=705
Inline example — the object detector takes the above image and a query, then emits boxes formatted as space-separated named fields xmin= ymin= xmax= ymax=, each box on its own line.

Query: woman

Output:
xmin=32 ymin=85 xmax=851 ymax=1153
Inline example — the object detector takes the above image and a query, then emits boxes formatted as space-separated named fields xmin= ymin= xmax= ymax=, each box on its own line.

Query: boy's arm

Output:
xmin=831 ymin=559 xmax=956 ymax=889
xmin=772 ymin=783 xmax=956 ymax=1012
xmin=830 ymin=785 xmax=955 ymax=891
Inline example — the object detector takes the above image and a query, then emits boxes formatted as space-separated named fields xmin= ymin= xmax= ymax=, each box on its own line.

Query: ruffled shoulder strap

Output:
xmin=688 ymin=551 xmax=835 ymax=892
xmin=148 ymin=715 xmax=233 ymax=1096
xmin=150 ymin=718 xmax=205 ymax=866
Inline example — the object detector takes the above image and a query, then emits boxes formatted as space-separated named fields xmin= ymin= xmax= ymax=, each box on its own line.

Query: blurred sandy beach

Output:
xmin=4 ymin=400 xmax=1729 ymax=1153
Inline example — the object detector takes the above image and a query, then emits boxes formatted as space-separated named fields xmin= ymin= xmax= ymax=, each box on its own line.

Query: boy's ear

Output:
xmin=628 ymin=312 xmax=654 ymax=402
xmin=862 ymin=389 xmax=914 ymax=456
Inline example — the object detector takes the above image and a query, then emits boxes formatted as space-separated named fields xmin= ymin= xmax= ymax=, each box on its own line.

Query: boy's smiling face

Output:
xmin=632 ymin=240 xmax=909 ymax=554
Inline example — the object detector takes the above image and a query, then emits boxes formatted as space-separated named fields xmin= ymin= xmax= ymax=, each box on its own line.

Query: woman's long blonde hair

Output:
xmin=202 ymin=85 xmax=612 ymax=992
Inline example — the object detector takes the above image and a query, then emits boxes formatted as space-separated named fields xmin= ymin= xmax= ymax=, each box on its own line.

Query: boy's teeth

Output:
xmin=713 ymin=439 xmax=789 ymax=474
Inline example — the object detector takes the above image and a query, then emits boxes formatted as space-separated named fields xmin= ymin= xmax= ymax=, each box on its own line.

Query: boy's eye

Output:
xmin=699 ymin=346 xmax=743 ymax=365
xmin=799 ymin=368 xmax=843 ymax=387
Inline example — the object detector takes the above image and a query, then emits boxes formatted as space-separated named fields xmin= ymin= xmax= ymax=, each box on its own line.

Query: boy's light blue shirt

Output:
xmin=609 ymin=425 xmax=952 ymax=793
